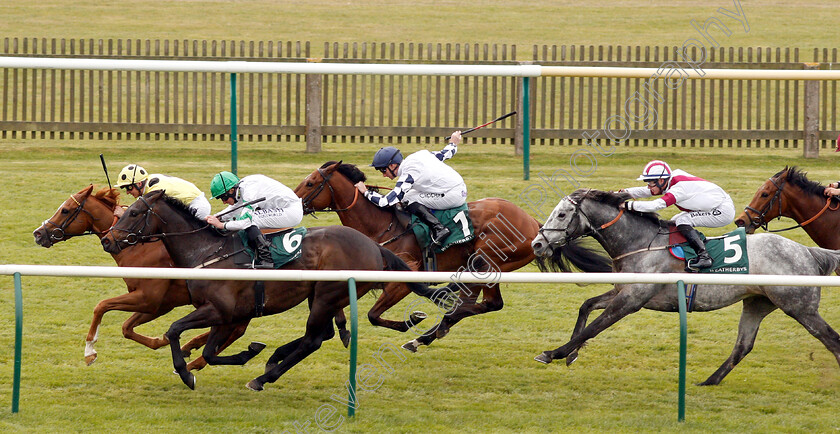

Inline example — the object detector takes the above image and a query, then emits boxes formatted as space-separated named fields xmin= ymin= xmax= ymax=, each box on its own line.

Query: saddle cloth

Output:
xmin=409 ymin=203 xmax=474 ymax=253
xmin=669 ymin=227 xmax=749 ymax=274
xmin=238 ymin=227 xmax=307 ymax=268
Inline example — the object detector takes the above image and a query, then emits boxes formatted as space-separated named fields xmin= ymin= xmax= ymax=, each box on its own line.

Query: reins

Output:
xmin=300 ymin=168 xmax=363 ymax=215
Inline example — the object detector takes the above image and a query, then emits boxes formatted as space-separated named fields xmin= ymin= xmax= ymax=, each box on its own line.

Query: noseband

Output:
xmin=107 ymin=195 xmax=169 ymax=249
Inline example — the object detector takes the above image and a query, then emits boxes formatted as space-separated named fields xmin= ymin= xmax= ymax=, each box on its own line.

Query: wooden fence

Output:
xmin=1 ymin=38 xmax=838 ymax=149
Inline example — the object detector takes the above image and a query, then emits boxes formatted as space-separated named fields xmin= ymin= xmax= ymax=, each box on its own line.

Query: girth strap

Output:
xmin=254 ymin=281 xmax=265 ymax=317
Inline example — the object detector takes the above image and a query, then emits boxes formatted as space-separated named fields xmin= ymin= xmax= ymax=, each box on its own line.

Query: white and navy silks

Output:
xmin=363 ymin=143 xmax=468 ymax=210
xmin=216 ymin=174 xmax=303 ymax=231
xmin=623 ymin=169 xmax=735 ymax=228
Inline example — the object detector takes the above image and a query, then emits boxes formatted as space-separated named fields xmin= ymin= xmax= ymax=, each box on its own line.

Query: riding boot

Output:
xmin=245 ymin=225 xmax=274 ymax=269
xmin=677 ymin=224 xmax=713 ymax=272
xmin=406 ymin=202 xmax=451 ymax=246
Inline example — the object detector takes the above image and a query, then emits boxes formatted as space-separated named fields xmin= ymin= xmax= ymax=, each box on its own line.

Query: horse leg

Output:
xmin=84 ymin=292 xmax=174 ymax=365
xmin=404 ymin=284 xmax=483 ymax=352
xmin=199 ymin=323 xmax=267 ymax=366
xmin=565 ymin=288 xmax=619 ymax=366
xmin=367 ymin=282 xmax=424 ymax=332
xmin=187 ymin=320 xmax=253 ymax=371
xmin=247 ymin=299 xmax=335 ymax=391
xmin=699 ymin=296 xmax=777 ymax=386
xmin=773 ymin=291 xmax=840 ymax=369
xmin=165 ymin=304 xmax=223 ymax=390
xmin=534 ymin=284 xmax=652 ymax=364
xmin=335 ymin=309 xmax=350 ymax=348
xmin=180 ymin=331 xmax=210 ymax=358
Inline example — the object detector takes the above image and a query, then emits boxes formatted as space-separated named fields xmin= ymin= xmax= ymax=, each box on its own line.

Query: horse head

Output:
xmin=735 ymin=167 xmax=790 ymax=233
xmin=531 ymin=189 xmax=614 ymax=273
xmin=34 ymin=185 xmax=119 ymax=247
xmin=101 ymin=189 xmax=171 ymax=254
xmin=294 ymin=160 xmax=346 ymax=213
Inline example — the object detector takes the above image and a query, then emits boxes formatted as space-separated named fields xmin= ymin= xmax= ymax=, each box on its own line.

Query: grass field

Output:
xmin=1 ymin=139 xmax=840 ymax=433
xmin=2 ymin=0 xmax=840 ymax=432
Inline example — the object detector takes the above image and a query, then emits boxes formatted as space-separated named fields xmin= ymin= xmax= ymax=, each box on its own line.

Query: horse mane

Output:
xmin=320 ymin=161 xmax=367 ymax=184
xmin=159 ymin=193 xmax=208 ymax=228
xmin=573 ymin=188 xmax=666 ymax=227
xmin=93 ymin=186 xmax=120 ymax=210
xmin=779 ymin=166 xmax=827 ymax=197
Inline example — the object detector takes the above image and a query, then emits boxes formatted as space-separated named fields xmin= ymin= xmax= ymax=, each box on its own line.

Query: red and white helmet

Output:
xmin=637 ymin=160 xmax=672 ymax=181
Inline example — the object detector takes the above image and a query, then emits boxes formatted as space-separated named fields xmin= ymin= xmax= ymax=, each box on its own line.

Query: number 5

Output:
xmin=723 ymin=235 xmax=742 ymax=264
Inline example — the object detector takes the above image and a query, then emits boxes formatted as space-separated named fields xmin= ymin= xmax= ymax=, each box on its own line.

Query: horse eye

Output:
xmin=306 ymin=182 xmax=313 ymax=187
xmin=129 ymin=210 xmax=138 ymax=217
xmin=60 ymin=208 xmax=70 ymax=215
xmin=557 ymin=212 xmax=566 ymax=218
xmin=760 ymin=192 xmax=768 ymax=197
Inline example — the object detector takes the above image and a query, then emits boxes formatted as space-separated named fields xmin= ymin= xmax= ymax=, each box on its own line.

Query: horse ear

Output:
xmin=81 ymin=184 xmax=95 ymax=196
xmin=326 ymin=160 xmax=342 ymax=173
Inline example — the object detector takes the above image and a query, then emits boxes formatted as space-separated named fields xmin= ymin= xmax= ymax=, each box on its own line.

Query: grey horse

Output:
xmin=530 ymin=188 xmax=840 ymax=386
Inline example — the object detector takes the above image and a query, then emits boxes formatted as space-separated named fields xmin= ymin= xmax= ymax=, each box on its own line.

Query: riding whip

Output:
xmin=445 ymin=111 xmax=517 ymax=141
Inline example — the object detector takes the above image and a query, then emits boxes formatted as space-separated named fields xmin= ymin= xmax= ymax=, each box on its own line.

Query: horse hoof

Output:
xmin=182 ymin=373 xmax=196 ymax=390
xmin=435 ymin=323 xmax=450 ymax=339
xmin=246 ymin=379 xmax=264 ymax=391
xmin=409 ymin=311 xmax=427 ymax=324
xmin=249 ymin=342 xmax=267 ymax=354
xmin=180 ymin=348 xmax=192 ymax=358
xmin=534 ymin=352 xmax=553 ymax=364
xmin=339 ymin=330 xmax=351 ymax=348
xmin=565 ymin=353 xmax=578 ymax=366
xmin=85 ymin=353 xmax=97 ymax=366
xmin=402 ymin=340 xmax=419 ymax=353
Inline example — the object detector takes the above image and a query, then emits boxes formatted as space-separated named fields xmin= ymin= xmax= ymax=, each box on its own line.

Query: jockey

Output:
xmin=114 ymin=164 xmax=211 ymax=220
xmin=354 ymin=131 xmax=468 ymax=246
xmin=620 ymin=160 xmax=735 ymax=272
xmin=205 ymin=171 xmax=303 ymax=268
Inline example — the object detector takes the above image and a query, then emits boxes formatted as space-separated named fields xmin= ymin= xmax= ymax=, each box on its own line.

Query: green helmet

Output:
xmin=210 ymin=171 xmax=240 ymax=199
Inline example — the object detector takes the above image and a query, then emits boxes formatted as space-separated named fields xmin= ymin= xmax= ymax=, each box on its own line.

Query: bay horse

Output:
xmin=33 ymin=185 xmax=241 ymax=370
xmin=531 ymin=188 xmax=840 ymax=385
xmin=735 ymin=166 xmax=840 ymax=249
xmin=294 ymin=161 xmax=610 ymax=351
xmin=100 ymin=189 xmax=436 ymax=391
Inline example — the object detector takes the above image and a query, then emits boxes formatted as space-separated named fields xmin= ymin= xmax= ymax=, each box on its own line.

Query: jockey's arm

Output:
xmin=432 ymin=131 xmax=461 ymax=161
xmin=362 ymin=174 xmax=415 ymax=207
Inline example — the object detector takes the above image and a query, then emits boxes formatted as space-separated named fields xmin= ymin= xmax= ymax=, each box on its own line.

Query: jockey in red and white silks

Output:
xmin=622 ymin=161 xmax=735 ymax=229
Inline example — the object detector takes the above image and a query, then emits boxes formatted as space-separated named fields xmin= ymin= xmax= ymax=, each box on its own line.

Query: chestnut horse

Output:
xmin=294 ymin=161 xmax=612 ymax=351
xmin=100 ymin=190 xmax=435 ymax=390
xmin=33 ymin=185 xmax=245 ymax=370
xmin=735 ymin=166 xmax=840 ymax=248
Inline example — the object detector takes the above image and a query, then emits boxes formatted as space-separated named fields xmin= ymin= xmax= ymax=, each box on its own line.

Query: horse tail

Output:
xmin=808 ymin=247 xmax=840 ymax=276
xmin=535 ymin=239 xmax=613 ymax=273
xmin=377 ymin=246 xmax=438 ymax=299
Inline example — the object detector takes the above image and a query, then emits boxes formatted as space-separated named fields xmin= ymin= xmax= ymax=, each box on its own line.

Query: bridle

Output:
xmin=41 ymin=193 xmax=104 ymax=242
xmin=299 ymin=168 xmax=360 ymax=215
xmin=537 ymin=194 xmax=625 ymax=247
xmin=742 ymin=175 xmax=838 ymax=233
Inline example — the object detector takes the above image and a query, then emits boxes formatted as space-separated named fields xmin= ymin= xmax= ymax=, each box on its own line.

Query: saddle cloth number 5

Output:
xmin=723 ymin=234 xmax=743 ymax=264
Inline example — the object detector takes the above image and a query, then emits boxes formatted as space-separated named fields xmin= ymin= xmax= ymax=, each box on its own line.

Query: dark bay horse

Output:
xmin=531 ymin=188 xmax=840 ymax=385
xmin=100 ymin=190 xmax=435 ymax=391
xmin=735 ymin=166 xmax=840 ymax=249
xmin=33 ymin=185 xmax=240 ymax=370
xmin=295 ymin=161 xmax=609 ymax=352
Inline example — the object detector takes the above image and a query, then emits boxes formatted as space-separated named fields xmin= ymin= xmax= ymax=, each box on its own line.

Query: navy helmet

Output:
xmin=370 ymin=147 xmax=403 ymax=170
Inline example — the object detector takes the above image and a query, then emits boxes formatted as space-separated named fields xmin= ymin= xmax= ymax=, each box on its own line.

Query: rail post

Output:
xmin=677 ymin=280 xmax=687 ymax=422
xmin=12 ymin=272 xmax=23 ymax=413
xmin=347 ymin=278 xmax=358 ymax=418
